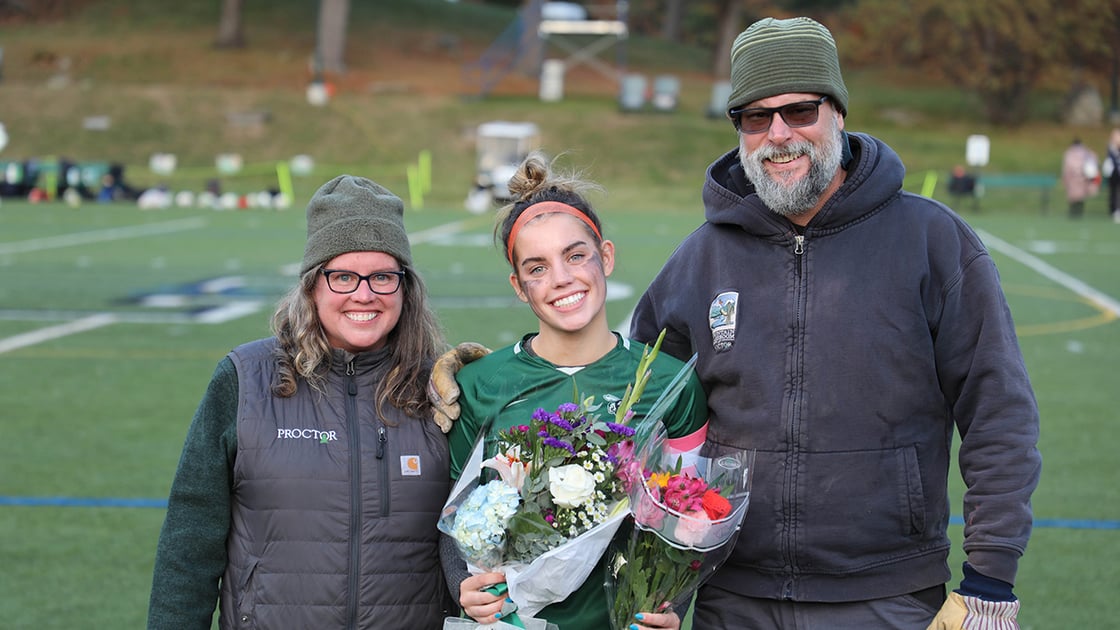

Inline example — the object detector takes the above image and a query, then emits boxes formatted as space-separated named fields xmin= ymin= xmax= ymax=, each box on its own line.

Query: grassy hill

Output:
xmin=0 ymin=0 xmax=1108 ymax=213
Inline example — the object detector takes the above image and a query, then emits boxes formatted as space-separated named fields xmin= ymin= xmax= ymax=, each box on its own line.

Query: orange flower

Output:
xmin=700 ymin=490 xmax=732 ymax=520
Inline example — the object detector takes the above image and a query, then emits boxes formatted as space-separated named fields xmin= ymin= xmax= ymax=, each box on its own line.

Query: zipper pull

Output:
xmin=376 ymin=426 xmax=386 ymax=459
xmin=347 ymin=361 xmax=356 ymax=395
xmin=793 ymin=234 xmax=805 ymax=255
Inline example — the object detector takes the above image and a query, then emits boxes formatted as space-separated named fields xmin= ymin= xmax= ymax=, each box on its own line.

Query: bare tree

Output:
xmin=661 ymin=0 xmax=686 ymax=43
xmin=317 ymin=0 xmax=351 ymax=75
xmin=711 ymin=0 xmax=743 ymax=79
xmin=215 ymin=0 xmax=246 ymax=49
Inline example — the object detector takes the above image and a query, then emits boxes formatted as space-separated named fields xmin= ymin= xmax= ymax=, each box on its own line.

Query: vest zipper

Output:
xmin=377 ymin=425 xmax=390 ymax=517
xmin=345 ymin=359 xmax=360 ymax=630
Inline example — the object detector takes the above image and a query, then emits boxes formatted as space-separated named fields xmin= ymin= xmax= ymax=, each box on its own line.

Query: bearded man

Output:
xmin=628 ymin=16 xmax=1041 ymax=630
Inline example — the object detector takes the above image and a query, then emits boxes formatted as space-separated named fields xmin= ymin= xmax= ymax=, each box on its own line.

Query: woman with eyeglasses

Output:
xmin=438 ymin=152 xmax=709 ymax=630
xmin=147 ymin=175 xmax=456 ymax=629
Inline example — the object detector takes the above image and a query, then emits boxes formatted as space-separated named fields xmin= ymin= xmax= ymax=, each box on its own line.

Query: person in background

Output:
xmin=147 ymin=175 xmax=455 ymax=629
xmin=1061 ymin=137 xmax=1100 ymax=219
xmin=947 ymin=164 xmax=977 ymax=210
xmin=441 ymin=152 xmax=708 ymax=630
xmin=1103 ymin=127 xmax=1120 ymax=222
xmin=625 ymin=16 xmax=1040 ymax=630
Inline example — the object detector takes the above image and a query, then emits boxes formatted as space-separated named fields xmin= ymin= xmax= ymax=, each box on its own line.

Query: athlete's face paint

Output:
xmin=508 ymin=213 xmax=614 ymax=337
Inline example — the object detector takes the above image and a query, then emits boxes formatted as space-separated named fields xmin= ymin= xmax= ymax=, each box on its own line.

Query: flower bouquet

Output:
xmin=605 ymin=425 xmax=755 ymax=630
xmin=439 ymin=335 xmax=678 ymax=628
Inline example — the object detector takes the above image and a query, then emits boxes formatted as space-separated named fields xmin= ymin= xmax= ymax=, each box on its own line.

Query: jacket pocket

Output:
xmin=796 ymin=446 xmax=927 ymax=572
xmin=235 ymin=556 xmax=260 ymax=629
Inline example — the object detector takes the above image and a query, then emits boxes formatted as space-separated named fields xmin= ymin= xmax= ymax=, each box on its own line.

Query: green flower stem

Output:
xmin=615 ymin=329 xmax=666 ymax=424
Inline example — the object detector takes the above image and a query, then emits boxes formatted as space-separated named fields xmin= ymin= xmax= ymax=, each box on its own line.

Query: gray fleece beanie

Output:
xmin=727 ymin=17 xmax=848 ymax=116
xmin=300 ymin=175 xmax=412 ymax=274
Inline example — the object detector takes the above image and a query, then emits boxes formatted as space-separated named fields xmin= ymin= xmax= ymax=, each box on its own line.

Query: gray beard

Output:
xmin=739 ymin=123 xmax=843 ymax=218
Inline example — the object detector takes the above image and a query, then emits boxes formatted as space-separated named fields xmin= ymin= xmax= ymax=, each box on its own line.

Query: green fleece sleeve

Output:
xmin=147 ymin=357 xmax=239 ymax=630
xmin=446 ymin=374 xmax=485 ymax=481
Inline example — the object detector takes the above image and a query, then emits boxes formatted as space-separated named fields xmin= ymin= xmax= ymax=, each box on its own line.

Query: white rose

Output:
xmin=672 ymin=509 xmax=713 ymax=547
xmin=548 ymin=464 xmax=597 ymax=508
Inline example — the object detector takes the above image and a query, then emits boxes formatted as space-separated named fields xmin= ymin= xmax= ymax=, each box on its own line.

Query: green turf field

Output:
xmin=1 ymin=193 xmax=1117 ymax=628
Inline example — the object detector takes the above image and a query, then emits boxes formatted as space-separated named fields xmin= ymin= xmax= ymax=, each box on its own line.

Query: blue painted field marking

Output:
xmin=0 ymin=496 xmax=168 ymax=508
xmin=2 ymin=496 xmax=1118 ymax=530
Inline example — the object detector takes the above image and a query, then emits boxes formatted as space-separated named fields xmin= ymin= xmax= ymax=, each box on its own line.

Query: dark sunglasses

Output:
xmin=728 ymin=96 xmax=829 ymax=134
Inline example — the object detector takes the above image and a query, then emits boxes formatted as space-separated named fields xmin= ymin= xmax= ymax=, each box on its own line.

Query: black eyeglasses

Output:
xmin=321 ymin=269 xmax=406 ymax=295
xmin=728 ymin=96 xmax=829 ymax=134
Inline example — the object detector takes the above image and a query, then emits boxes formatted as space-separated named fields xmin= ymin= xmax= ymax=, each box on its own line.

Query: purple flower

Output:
xmin=605 ymin=422 xmax=636 ymax=436
xmin=532 ymin=408 xmax=552 ymax=422
xmin=543 ymin=436 xmax=576 ymax=454
xmin=550 ymin=416 xmax=575 ymax=431
xmin=556 ymin=402 xmax=580 ymax=415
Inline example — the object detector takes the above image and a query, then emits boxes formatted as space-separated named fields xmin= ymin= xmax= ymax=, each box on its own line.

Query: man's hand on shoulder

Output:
xmin=428 ymin=342 xmax=491 ymax=433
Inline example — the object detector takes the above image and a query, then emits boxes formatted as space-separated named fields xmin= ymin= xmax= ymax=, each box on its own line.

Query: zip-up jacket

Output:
xmin=148 ymin=338 xmax=454 ymax=629
xmin=630 ymin=133 xmax=1041 ymax=602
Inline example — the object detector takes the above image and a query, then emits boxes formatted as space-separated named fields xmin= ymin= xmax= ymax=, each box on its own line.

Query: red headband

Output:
xmin=506 ymin=201 xmax=602 ymax=264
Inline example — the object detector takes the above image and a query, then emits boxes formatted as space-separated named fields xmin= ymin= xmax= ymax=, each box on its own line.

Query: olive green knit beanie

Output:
xmin=300 ymin=174 xmax=412 ymax=274
xmin=726 ymin=16 xmax=849 ymax=116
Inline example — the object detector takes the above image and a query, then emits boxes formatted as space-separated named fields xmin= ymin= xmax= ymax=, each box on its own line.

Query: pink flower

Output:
xmin=662 ymin=473 xmax=709 ymax=513
xmin=482 ymin=451 xmax=530 ymax=492
xmin=672 ymin=510 xmax=713 ymax=547
xmin=634 ymin=485 xmax=666 ymax=530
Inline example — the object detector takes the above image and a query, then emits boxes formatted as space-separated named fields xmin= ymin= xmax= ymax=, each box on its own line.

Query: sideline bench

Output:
xmin=974 ymin=173 xmax=1057 ymax=213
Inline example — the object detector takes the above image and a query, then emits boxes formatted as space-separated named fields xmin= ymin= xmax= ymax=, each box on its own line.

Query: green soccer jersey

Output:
xmin=447 ymin=332 xmax=708 ymax=630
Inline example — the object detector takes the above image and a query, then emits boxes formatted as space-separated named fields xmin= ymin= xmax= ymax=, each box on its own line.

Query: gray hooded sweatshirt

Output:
xmin=631 ymin=132 xmax=1041 ymax=602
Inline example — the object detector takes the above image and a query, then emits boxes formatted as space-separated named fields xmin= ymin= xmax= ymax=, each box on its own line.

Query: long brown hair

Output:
xmin=270 ymin=261 xmax=445 ymax=422
xmin=496 ymin=151 xmax=605 ymax=267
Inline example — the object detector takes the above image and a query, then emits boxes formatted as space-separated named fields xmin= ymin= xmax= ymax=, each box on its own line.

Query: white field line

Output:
xmin=0 ymin=217 xmax=208 ymax=255
xmin=976 ymin=228 xmax=1120 ymax=317
xmin=409 ymin=218 xmax=486 ymax=244
xmin=613 ymin=229 xmax=1120 ymax=337
xmin=0 ymin=313 xmax=118 ymax=355
xmin=0 ymin=218 xmax=478 ymax=352
xmin=0 ymin=216 xmax=210 ymax=352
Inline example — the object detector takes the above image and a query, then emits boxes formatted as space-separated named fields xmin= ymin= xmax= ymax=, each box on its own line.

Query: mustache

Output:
xmin=748 ymin=140 xmax=817 ymax=162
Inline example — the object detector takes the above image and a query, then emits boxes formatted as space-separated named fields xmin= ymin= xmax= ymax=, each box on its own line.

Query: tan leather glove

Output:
xmin=926 ymin=592 xmax=1020 ymax=630
xmin=428 ymin=342 xmax=491 ymax=433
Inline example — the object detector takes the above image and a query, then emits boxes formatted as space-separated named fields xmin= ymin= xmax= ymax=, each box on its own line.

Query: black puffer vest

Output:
xmin=219 ymin=338 xmax=454 ymax=629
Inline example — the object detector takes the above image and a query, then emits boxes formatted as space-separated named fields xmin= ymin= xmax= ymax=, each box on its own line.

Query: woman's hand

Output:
xmin=459 ymin=572 xmax=508 ymax=624
xmin=629 ymin=602 xmax=680 ymax=630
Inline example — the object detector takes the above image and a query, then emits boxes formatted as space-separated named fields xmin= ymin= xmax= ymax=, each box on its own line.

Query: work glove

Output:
xmin=927 ymin=562 xmax=1020 ymax=630
xmin=926 ymin=592 xmax=1020 ymax=629
xmin=428 ymin=342 xmax=491 ymax=433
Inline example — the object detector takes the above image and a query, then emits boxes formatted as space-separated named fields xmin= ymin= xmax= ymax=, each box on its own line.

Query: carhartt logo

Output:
xmin=276 ymin=428 xmax=338 ymax=443
xmin=401 ymin=455 xmax=421 ymax=476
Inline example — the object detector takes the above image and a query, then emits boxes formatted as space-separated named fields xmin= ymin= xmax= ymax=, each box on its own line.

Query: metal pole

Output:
xmin=1112 ymin=15 xmax=1120 ymax=124
xmin=1110 ymin=44 xmax=1119 ymax=123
